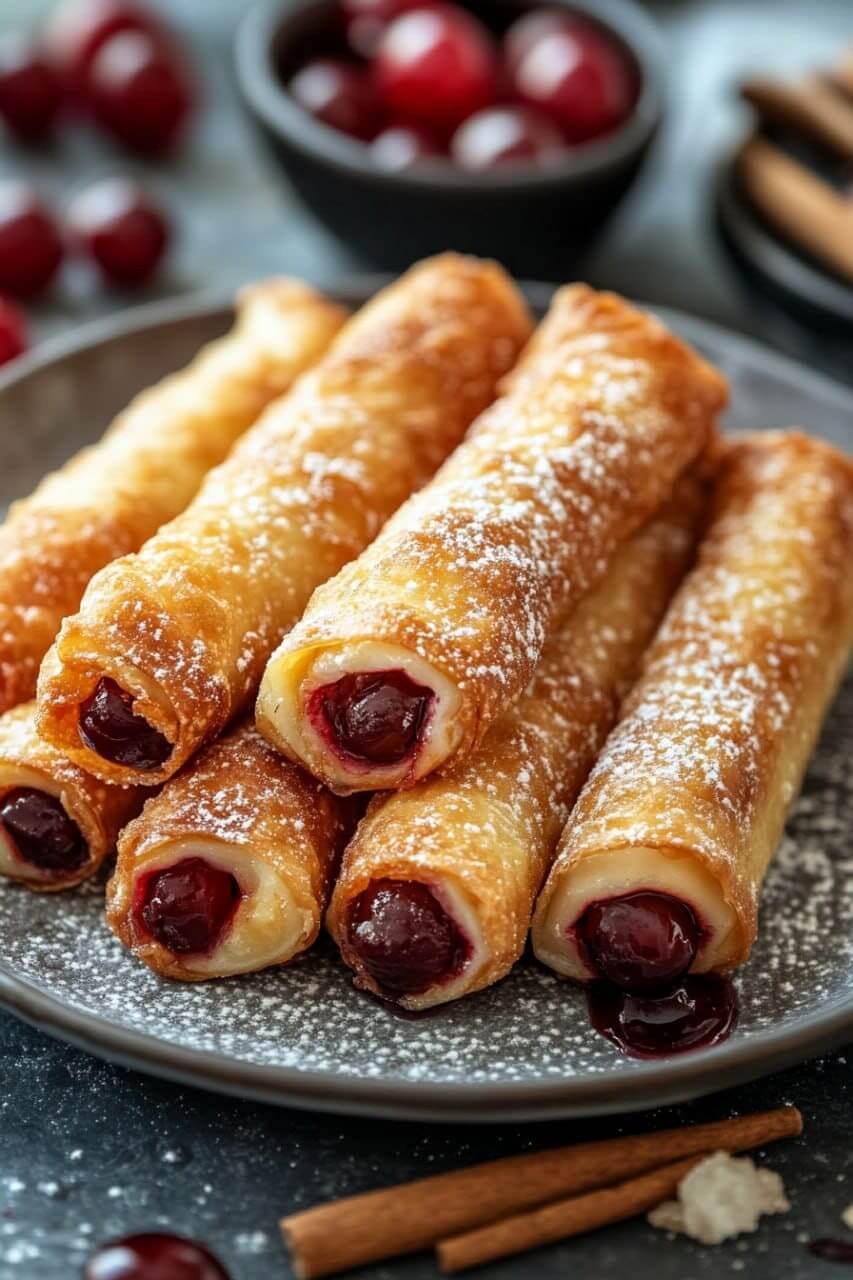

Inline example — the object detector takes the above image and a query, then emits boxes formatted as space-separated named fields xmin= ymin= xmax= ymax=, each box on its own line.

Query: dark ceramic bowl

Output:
xmin=235 ymin=0 xmax=663 ymax=275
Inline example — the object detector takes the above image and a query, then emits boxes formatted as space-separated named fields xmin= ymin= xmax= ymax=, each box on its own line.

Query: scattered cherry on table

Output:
xmin=0 ymin=32 xmax=64 ymax=141
xmin=88 ymin=29 xmax=192 ymax=154
xmin=0 ymin=296 xmax=28 ymax=367
xmin=43 ymin=0 xmax=159 ymax=102
xmin=85 ymin=1231 xmax=231 ymax=1280
xmin=451 ymin=104 xmax=563 ymax=169
xmin=373 ymin=4 xmax=499 ymax=135
xmin=508 ymin=13 xmax=636 ymax=143
xmin=288 ymin=57 xmax=381 ymax=140
xmin=67 ymin=178 xmax=169 ymax=288
xmin=0 ymin=182 xmax=63 ymax=298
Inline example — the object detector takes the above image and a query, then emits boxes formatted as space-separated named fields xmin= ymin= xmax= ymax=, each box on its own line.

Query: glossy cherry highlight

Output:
xmin=67 ymin=178 xmax=169 ymax=287
xmin=79 ymin=676 xmax=172 ymax=770
xmin=312 ymin=668 xmax=433 ymax=766
xmin=348 ymin=878 xmax=470 ymax=994
xmin=43 ymin=0 xmax=158 ymax=101
xmin=577 ymin=891 xmax=701 ymax=994
xmin=88 ymin=30 xmax=192 ymax=154
xmin=85 ymin=1230 xmax=231 ymax=1280
xmin=587 ymin=973 xmax=738 ymax=1058
xmin=0 ymin=787 xmax=87 ymax=874
xmin=288 ymin=58 xmax=381 ymax=141
xmin=451 ymin=105 xmax=563 ymax=169
xmin=136 ymin=857 xmax=241 ymax=956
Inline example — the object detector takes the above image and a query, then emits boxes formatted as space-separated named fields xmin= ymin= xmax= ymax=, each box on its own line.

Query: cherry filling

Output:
xmin=135 ymin=857 xmax=241 ymax=956
xmin=85 ymin=1231 xmax=231 ymax=1280
xmin=0 ymin=787 xmax=88 ymax=874
xmin=79 ymin=677 xmax=172 ymax=770
xmin=347 ymin=878 xmax=470 ymax=995
xmin=587 ymin=974 xmax=738 ymax=1059
xmin=310 ymin=668 xmax=433 ymax=767
xmin=576 ymin=891 xmax=701 ymax=994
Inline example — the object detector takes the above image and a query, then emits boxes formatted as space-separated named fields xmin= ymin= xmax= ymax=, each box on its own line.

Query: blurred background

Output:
xmin=0 ymin=0 xmax=851 ymax=383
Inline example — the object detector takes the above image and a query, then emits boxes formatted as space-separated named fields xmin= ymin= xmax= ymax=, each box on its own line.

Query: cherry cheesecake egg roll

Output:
xmin=0 ymin=280 xmax=345 ymax=714
xmin=107 ymin=722 xmax=354 ymax=980
xmin=37 ymin=255 xmax=532 ymax=787
xmin=257 ymin=286 xmax=727 ymax=795
xmin=532 ymin=431 xmax=853 ymax=994
xmin=0 ymin=703 xmax=143 ymax=891
xmin=326 ymin=474 xmax=707 ymax=1009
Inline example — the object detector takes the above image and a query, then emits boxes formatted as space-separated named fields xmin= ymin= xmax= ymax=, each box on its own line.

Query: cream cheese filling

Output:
xmin=532 ymin=847 xmax=740 ymax=981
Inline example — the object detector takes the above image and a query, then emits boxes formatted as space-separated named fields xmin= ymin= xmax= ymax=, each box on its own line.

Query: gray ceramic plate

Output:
xmin=0 ymin=284 xmax=851 ymax=1123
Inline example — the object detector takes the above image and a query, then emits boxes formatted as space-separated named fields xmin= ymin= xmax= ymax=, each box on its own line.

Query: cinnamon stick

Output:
xmin=281 ymin=1106 xmax=801 ymax=1279
xmin=437 ymin=1155 xmax=705 ymax=1272
xmin=738 ymin=137 xmax=853 ymax=285
xmin=741 ymin=75 xmax=853 ymax=157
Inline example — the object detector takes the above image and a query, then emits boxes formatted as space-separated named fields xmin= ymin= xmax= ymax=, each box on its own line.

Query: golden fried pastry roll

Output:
xmin=37 ymin=255 xmax=532 ymax=787
xmin=0 ymin=280 xmax=345 ymax=714
xmin=258 ymin=286 xmax=727 ymax=795
xmin=0 ymin=703 xmax=143 ymax=891
xmin=532 ymin=431 xmax=853 ymax=994
xmin=106 ymin=722 xmax=354 ymax=980
xmin=326 ymin=476 xmax=706 ymax=1009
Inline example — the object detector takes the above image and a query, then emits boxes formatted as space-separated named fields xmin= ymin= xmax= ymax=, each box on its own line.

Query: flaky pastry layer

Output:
xmin=38 ymin=255 xmax=531 ymax=787
xmin=0 ymin=702 xmax=143 ymax=890
xmin=327 ymin=473 xmax=707 ymax=1009
xmin=261 ymin=285 xmax=727 ymax=793
xmin=0 ymin=280 xmax=345 ymax=714
xmin=532 ymin=430 xmax=853 ymax=978
xmin=107 ymin=721 xmax=353 ymax=979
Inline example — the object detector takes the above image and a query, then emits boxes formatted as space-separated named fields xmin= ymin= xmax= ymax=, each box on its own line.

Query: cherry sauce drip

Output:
xmin=587 ymin=973 xmax=738 ymax=1059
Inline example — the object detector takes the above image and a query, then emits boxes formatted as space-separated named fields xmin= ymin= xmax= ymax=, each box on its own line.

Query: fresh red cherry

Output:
xmin=371 ymin=122 xmax=442 ymax=169
xmin=88 ymin=31 xmax=192 ymax=154
xmin=342 ymin=0 xmax=422 ymax=57
xmin=0 ymin=183 xmax=63 ymax=298
xmin=348 ymin=878 xmax=470 ymax=994
xmin=288 ymin=58 xmax=381 ymax=140
xmin=0 ymin=33 xmax=64 ymax=141
xmin=0 ymin=787 xmax=88 ymax=873
xmin=43 ymin=0 xmax=158 ymax=102
xmin=79 ymin=676 xmax=172 ymax=767
xmin=451 ymin=104 xmax=563 ymax=169
xmin=510 ymin=17 xmax=635 ymax=143
xmin=85 ymin=1231 xmax=231 ymax=1280
xmin=67 ymin=179 xmax=169 ymax=288
xmin=0 ymin=297 xmax=27 ymax=367
xmin=311 ymin=668 xmax=433 ymax=766
xmin=137 ymin=858 xmax=241 ymax=956
xmin=577 ymin=891 xmax=701 ymax=994
xmin=374 ymin=4 xmax=498 ymax=135
xmin=503 ymin=10 xmax=574 ymax=75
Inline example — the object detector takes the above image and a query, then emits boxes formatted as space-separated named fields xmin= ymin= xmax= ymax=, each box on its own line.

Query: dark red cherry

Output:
xmin=0 ymin=34 xmax=64 ymax=141
xmin=79 ymin=676 xmax=172 ymax=769
xmin=371 ymin=122 xmax=442 ymax=169
xmin=43 ymin=0 xmax=158 ymax=102
xmin=136 ymin=858 xmax=240 ymax=956
xmin=510 ymin=17 xmax=635 ymax=143
xmin=342 ymin=0 xmax=421 ymax=58
xmin=577 ymin=891 xmax=701 ymax=994
xmin=348 ymin=878 xmax=470 ymax=994
xmin=312 ymin=668 xmax=433 ymax=766
xmin=67 ymin=179 xmax=169 ymax=287
xmin=374 ymin=4 xmax=498 ymax=135
xmin=587 ymin=974 xmax=738 ymax=1058
xmin=0 ymin=787 xmax=87 ymax=873
xmin=88 ymin=30 xmax=192 ymax=154
xmin=0 ymin=296 xmax=27 ymax=366
xmin=0 ymin=183 xmax=63 ymax=298
xmin=85 ymin=1230 xmax=231 ymax=1280
xmin=451 ymin=104 xmax=563 ymax=169
xmin=288 ymin=58 xmax=381 ymax=141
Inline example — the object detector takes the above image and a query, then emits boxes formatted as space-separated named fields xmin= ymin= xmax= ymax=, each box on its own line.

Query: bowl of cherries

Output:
xmin=236 ymin=0 xmax=662 ymax=274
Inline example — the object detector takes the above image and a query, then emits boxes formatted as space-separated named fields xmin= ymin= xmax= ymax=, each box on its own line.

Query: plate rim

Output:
xmin=0 ymin=281 xmax=851 ymax=1122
